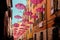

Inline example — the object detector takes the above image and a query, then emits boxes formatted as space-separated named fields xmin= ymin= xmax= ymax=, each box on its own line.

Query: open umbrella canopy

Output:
xmin=15 ymin=3 xmax=26 ymax=10
xmin=24 ymin=11 xmax=33 ymax=16
xmin=14 ymin=23 xmax=19 ymax=27
xmin=14 ymin=15 xmax=22 ymax=19
xmin=20 ymin=23 xmax=25 ymax=26
xmin=22 ymin=18 xmax=29 ymax=22
xmin=30 ymin=0 xmax=43 ymax=4
xmin=23 ymin=26 xmax=29 ymax=30
xmin=26 ymin=26 xmax=29 ymax=28
xmin=14 ymin=28 xmax=18 ymax=30
xmin=31 ymin=15 xmax=38 ymax=19
xmin=28 ymin=22 xmax=33 ymax=24
xmin=17 ymin=30 xmax=25 ymax=38
xmin=19 ymin=28 xmax=24 ymax=29
xmin=36 ymin=7 xmax=45 ymax=13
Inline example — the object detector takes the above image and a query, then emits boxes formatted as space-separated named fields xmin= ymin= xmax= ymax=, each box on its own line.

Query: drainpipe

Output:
xmin=46 ymin=0 xmax=48 ymax=40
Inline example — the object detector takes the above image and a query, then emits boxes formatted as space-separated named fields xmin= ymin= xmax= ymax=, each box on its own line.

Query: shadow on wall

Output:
xmin=52 ymin=14 xmax=60 ymax=40
xmin=53 ymin=16 xmax=60 ymax=28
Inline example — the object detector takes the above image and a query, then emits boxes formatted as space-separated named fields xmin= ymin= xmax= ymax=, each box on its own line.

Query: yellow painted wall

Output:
xmin=33 ymin=0 xmax=56 ymax=32
xmin=22 ymin=0 xmax=56 ymax=39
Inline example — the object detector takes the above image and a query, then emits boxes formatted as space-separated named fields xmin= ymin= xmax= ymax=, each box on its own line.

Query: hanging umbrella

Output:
xmin=26 ymin=26 xmax=29 ymax=28
xmin=24 ymin=26 xmax=29 ymax=30
xmin=18 ymin=30 xmax=25 ymax=37
xmin=24 ymin=11 xmax=33 ymax=16
xmin=36 ymin=7 xmax=45 ymax=13
xmin=23 ymin=28 xmax=28 ymax=30
xmin=19 ymin=30 xmax=22 ymax=31
xmin=17 ymin=31 xmax=24 ymax=38
xmin=30 ymin=0 xmax=43 ymax=4
xmin=19 ymin=28 xmax=24 ymax=29
xmin=14 ymin=15 xmax=22 ymax=19
xmin=22 ymin=18 xmax=29 ymax=22
xmin=15 ymin=3 xmax=26 ymax=10
xmin=28 ymin=22 xmax=33 ymax=24
xmin=31 ymin=15 xmax=38 ymax=19
xmin=14 ymin=28 xmax=18 ymax=30
xmin=14 ymin=23 xmax=19 ymax=27
xmin=20 ymin=23 xmax=25 ymax=26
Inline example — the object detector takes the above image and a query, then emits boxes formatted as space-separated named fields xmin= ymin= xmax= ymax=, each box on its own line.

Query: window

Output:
xmin=39 ymin=21 xmax=43 ymax=27
xmin=26 ymin=5 xmax=29 ymax=11
xmin=51 ymin=0 xmax=54 ymax=15
xmin=53 ymin=0 xmax=58 ymax=12
xmin=50 ymin=0 xmax=58 ymax=15
xmin=24 ymin=15 xmax=29 ymax=20
xmin=40 ymin=32 xmax=43 ymax=40
xmin=41 ymin=12 xmax=44 ymax=21
xmin=11 ymin=0 xmax=12 ymax=7
xmin=19 ymin=39 xmax=21 ymax=40
xmin=39 ymin=4 xmax=45 ymax=21
xmin=34 ymin=4 xmax=46 ymax=24
xmin=30 ymin=2 xmax=32 ymax=7
xmin=29 ymin=15 xmax=32 ymax=20
xmin=58 ymin=30 xmax=60 ymax=40
xmin=7 ymin=0 xmax=12 ymax=7
xmin=33 ymin=5 xmax=36 ymax=9
xmin=58 ymin=0 xmax=60 ymax=9
xmin=36 ymin=13 xmax=39 ymax=20
xmin=30 ymin=24 xmax=33 ymax=32
xmin=8 ymin=6 xmax=12 ymax=17
xmin=39 ymin=10 xmax=45 ymax=21
xmin=42 ymin=4 xmax=46 ymax=20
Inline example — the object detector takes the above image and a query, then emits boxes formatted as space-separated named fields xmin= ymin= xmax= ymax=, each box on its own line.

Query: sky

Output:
xmin=12 ymin=0 xmax=27 ymax=24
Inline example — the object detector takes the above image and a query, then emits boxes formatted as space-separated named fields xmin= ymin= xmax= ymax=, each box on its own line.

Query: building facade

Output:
xmin=5 ymin=0 xmax=60 ymax=40
xmin=4 ymin=0 xmax=12 ymax=40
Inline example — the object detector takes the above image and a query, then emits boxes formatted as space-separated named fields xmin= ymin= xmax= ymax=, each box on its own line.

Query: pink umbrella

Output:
xmin=14 ymin=15 xmax=22 ymax=19
xmin=28 ymin=22 xmax=33 ymax=24
xmin=14 ymin=31 xmax=17 ymax=33
xmin=23 ymin=27 xmax=28 ymax=30
xmin=17 ymin=32 xmax=23 ymax=38
xmin=19 ymin=30 xmax=22 ymax=31
xmin=31 ymin=15 xmax=38 ymax=19
xmin=20 ymin=23 xmax=25 ymax=26
xmin=14 ymin=23 xmax=19 ymax=27
xmin=17 ymin=30 xmax=25 ymax=37
xmin=30 ymin=0 xmax=43 ymax=4
xmin=23 ymin=28 xmax=28 ymax=30
xmin=15 ymin=3 xmax=26 ymax=10
xmin=24 ymin=11 xmax=33 ymax=16
xmin=26 ymin=26 xmax=29 ymax=28
xmin=14 ymin=28 xmax=18 ymax=30
xmin=36 ymin=7 xmax=45 ymax=12
xmin=19 ymin=28 xmax=24 ymax=29
xmin=22 ymin=19 xmax=29 ymax=22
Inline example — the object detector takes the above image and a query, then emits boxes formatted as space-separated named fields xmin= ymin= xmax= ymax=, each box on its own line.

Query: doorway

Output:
xmin=52 ymin=28 xmax=59 ymax=40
